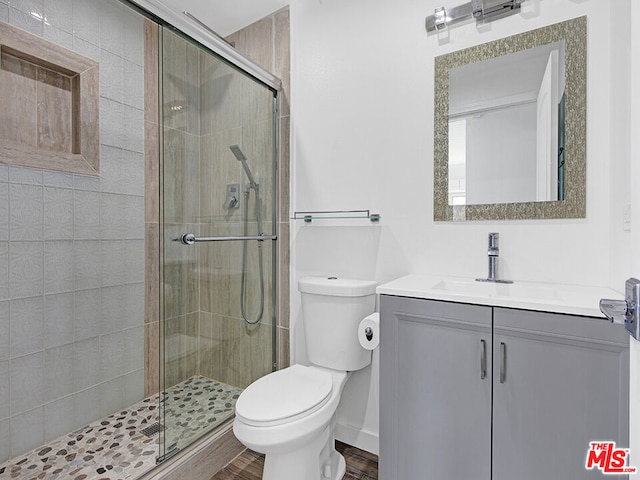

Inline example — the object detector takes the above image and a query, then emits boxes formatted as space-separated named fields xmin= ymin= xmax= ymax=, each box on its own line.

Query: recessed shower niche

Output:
xmin=0 ymin=21 xmax=99 ymax=175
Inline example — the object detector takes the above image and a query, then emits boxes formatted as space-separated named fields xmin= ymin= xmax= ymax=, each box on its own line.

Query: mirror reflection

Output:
xmin=448 ymin=41 xmax=566 ymax=206
xmin=433 ymin=17 xmax=586 ymax=222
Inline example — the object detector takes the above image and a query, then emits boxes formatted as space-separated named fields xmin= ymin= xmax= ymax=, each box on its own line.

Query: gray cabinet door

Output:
xmin=492 ymin=308 xmax=629 ymax=480
xmin=380 ymin=296 xmax=492 ymax=480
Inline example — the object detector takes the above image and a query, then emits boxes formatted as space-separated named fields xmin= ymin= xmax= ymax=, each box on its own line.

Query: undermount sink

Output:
xmin=377 ymin=275 xmax=624 ymax=318
xmin=431 ymin=279 xmax=562 ymax=302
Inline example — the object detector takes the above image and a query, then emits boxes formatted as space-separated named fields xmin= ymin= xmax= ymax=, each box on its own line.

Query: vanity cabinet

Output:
xmin=379 ymin=295 xmax=629 ymax=480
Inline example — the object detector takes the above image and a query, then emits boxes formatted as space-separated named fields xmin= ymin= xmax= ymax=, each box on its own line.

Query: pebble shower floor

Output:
xmin=0 ymin=376 xmax=241 ymax=480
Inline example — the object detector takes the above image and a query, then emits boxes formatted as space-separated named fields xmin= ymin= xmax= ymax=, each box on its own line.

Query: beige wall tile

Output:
xmin=0 ymin=53 xmax=37 ymax=147
xmin=279 ymin=115 xmax=290 ymax=222
xmin=199 ymin=225 xmax=233 ymax=317
xmin=145 ymin=223 xmax=159 ymax=324
xmin=274 ymin=8 xmax=290 ymax=118
xmin=144 ymin=121 xmax=160 ymax=223
xmin=77 ymin=66 xmax=100 ymax=172
xmin=200 ymin=57 xmax=242 ymax=136
xmin=198 ymin=313 xmax=273 ymax=389
xmin=36 ymin=66 xmax=73 ymax=154
xmin=226 ymin=17 xmax=273 ymax=73
xmin=277 ymin=326 xmax=290 ymax=370
xmin=162 ymin=29 xmax=188 ymax=133
xmin=163 ymin=255 xmax=199 ymax=320
xmin=144 ymin=20 xmax=159 ymax=125
xmin=197 ymin=311 xmax=223 ymax=381
xmin=162 ymin=127 xmax=186 ymax=224
xmin=277 ymin=222 xmax=290 ymax=330
xmin=198 ymin=130 xmax=243 ymax=223
xmin=185 ymin=41 xmax=201 ymax=136
xmin=163 ymin=312 xmax=200 ymax=388
xmin=145 ymin=321 xmax=160 ymax=396
xmin=144 ymin=18 xmax=161 ymax=398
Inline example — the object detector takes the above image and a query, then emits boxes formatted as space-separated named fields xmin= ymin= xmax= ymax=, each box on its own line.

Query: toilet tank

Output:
xmin=298 ymin=276 xmax=377 ymax=371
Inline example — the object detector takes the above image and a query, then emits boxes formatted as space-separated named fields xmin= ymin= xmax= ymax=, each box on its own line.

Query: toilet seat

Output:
xmin=235 ymin=365 xmax=333 ymax=427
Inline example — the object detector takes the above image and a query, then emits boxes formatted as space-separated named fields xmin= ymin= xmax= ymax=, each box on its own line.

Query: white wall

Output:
xmin=465 ymin=103 xmax=537 ymax=205
xmin=289 ymin=0 xmax=631 ymax=454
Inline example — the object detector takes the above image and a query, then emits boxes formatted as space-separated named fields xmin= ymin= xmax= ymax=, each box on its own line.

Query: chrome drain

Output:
xmin=141 ymin=422 xmax=163 ymax=437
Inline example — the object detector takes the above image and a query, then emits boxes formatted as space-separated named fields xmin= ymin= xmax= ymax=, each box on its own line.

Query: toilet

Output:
xmin=233 ymin=276 xmax=377 ymax=480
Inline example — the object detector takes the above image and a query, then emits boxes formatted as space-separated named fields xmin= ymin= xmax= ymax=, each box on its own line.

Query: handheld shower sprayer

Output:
xmin=229 ymin=145 xmax=259 ymax=191
xmin=228 ymin=144 xmax=264 ymax=325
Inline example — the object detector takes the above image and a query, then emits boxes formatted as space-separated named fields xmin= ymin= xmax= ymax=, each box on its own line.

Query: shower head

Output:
xmin=229 ymin=145 xmax=258 ymax=191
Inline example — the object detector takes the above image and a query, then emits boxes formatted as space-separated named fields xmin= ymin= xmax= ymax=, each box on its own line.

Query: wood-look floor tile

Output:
xmin=210 ymin=441 xmax=378 ymax=480
xmin=337 ymin=441 xmax=379 ymax=479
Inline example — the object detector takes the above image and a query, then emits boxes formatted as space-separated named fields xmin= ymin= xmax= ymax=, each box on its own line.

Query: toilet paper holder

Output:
xmin=358 ymin=312 xmax=380 ymax=350
xmin=365 ymin=327 xmax=374 ymax=342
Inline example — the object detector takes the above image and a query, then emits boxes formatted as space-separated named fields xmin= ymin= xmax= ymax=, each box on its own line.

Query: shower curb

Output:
xmin=140 ymin=420 xmax=243 ymax=480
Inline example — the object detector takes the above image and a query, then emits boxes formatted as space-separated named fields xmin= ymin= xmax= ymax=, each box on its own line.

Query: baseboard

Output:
xmin=335 ymin=423 xmax=379 ymax=456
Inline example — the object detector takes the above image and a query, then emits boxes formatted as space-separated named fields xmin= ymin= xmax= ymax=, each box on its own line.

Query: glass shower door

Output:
xmin=159 ymin=26 xmax=277 ymax=459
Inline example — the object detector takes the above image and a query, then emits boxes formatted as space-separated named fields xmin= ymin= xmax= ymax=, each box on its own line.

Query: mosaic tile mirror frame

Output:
xmin=433 ymin=16 xmax=587 ymax=222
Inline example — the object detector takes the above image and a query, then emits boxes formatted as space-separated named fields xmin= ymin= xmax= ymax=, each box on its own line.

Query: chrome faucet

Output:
xmin=476 ymin=233 xmax=513 ymax=284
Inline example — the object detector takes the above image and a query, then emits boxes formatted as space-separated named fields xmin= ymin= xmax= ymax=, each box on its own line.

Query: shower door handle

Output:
xmin=175 ymin=233 xmax=277 ymax=245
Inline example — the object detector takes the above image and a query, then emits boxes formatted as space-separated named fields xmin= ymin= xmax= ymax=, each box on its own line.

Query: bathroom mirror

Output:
xmin=433 ymin=17 xmax=586 ymax=221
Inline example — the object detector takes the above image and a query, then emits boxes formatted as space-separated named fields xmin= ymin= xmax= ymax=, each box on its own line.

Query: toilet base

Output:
xmin=260 ymin=425 xmax=345 ymax=480
xmin=330 ymin=450 xmax=347 ymax=480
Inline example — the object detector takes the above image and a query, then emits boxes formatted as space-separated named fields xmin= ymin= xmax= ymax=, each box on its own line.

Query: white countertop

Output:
xmin=377 ymin=274 xmax=623 ymax=318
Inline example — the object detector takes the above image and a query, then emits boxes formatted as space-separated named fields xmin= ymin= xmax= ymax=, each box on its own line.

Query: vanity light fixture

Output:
xmin=426 ymin=0 xmax=526 ymax=32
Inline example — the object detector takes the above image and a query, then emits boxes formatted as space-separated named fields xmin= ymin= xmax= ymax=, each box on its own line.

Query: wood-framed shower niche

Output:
xmin=0 ymin=21 xmax=100 ymax=175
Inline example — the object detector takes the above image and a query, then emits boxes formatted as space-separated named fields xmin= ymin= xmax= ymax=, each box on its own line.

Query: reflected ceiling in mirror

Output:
xmin=433 ymin=17 xmax=586 ymax=221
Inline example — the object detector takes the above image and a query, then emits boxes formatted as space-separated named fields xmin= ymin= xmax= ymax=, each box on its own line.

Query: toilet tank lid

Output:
xmin=298 ymin=276 xmax=377 ymax=297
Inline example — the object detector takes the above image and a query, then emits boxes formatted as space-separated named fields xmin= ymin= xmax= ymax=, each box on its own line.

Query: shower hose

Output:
xmin=240 ymin=187 xmax=265 ymax=324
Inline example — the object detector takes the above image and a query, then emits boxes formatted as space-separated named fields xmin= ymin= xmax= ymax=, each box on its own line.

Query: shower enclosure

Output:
xmin=159 ymin=26 xmax=278 ymax=460
xmin=0 ymin=0 xmax=279 ymax=475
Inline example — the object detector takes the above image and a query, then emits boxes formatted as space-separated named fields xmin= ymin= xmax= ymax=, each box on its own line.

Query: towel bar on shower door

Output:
xmin=174 ymin=233 xmax=277 ymax=245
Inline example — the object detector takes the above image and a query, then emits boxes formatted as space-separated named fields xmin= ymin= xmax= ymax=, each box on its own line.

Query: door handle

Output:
xmin=480 ymin=339 xmax=487 ymax=380
xmin=499 ymin=342 xmax=506 ymax=384
xmin=175 ymin=233 xmax=277 ymax=245
xmin=600 ymin=277 xmax=640 ymax=340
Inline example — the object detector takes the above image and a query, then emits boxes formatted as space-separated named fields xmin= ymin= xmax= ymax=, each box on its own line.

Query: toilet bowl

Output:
xmin=233 ymin=276 xmax=377 ymax=480
xmin=234 ymin=365 xmax=349 ymax=479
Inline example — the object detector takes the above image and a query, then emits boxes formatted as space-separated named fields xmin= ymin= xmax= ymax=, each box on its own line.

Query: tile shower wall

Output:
xmin=161 ymin=28 xmax=203 ymax=390
xmin=0 ymin=0 xmax=146 ymax=462
xmin=163 ymin=9 xmax=289 ymax=394
xmin=195 ymin=50 xmax=275 ymax=389
xmin=224 ymin=7 xmax=291 ymax=375
xmin=161 ymin=22 xmax=283 ymax=391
